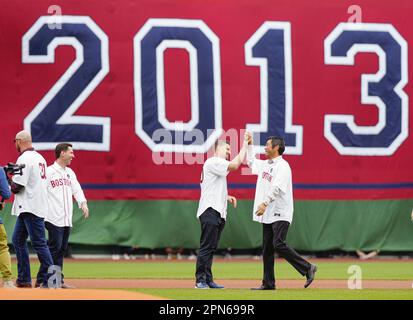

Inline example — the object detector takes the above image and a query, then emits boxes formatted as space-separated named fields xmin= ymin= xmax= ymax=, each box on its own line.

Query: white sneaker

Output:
xmin=3 ymin=280 xmax=17 ymax=289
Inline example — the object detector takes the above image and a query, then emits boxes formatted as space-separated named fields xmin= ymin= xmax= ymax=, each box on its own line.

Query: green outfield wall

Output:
xmin=2 ymin=199 xmax=413 ymax=251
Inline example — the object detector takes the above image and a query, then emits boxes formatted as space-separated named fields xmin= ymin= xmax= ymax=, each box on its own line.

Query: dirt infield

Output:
xmin=0 ymin=288 xmax=164 ymax=300
xmin=3 ymin=258 xmax=411 ymax=299
xmin=1 ymin=279 xmax=410 ymax=300
xmin=1 ymin=278 xmax=410 ymax=300
xmin=66 ymin=278 xmax=412 ymax=289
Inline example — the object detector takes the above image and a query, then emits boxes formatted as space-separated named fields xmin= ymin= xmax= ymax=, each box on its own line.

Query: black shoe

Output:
xmin=251 ymin=285 xmax=275 ymax=290
xmin=34 ymin=282 xmax=41 ymax=288
xmin=304 ymin=264 xmax=317 ymax=288
xmin=207 ymin=282 xmax=224 ymax=289
xmin=15 ymin=281 xmax=32 ymax=288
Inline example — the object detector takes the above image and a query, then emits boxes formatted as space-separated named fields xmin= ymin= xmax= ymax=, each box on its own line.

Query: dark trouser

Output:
xmin=12 ymin=213 xmax=53 ymax=286
xmin=195 ymin=208 xmax=226 ymax=284
xmin=262 ymin=221 xmax=311 ymax=287
xmin=37 ymin=222 xmax=71 ymax=285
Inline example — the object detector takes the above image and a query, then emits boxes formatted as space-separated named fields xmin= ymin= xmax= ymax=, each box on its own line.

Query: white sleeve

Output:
xmin=70 ymin=171 xmax=86 ymax=207
xmin=247 ymin=145 xmax=265 ymax=175
xmin=206 ymin=158 xmax=230 ymax=177
xmin=263 ymin=163 xmax=290 ymax=204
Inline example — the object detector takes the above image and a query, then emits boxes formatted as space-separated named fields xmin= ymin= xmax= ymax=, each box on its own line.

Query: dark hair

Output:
xmin=267 ymin=136 xmax=285 ymax=155
xmin=55 ymin=143 xmax=73 ymax=159
xmin=214 ymin=140 xmax=230 ymax=150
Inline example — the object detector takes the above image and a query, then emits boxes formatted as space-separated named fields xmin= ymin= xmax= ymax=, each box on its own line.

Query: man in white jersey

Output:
xmin=195 ymin=135 xmax=248 ymax=289
xmin=10 ymin=130 xmax=53 ymax=288
xmin=246 ymin=133 xmax=317 ymax=290
xmin=36 ymin=143 xmax=89 ymax=288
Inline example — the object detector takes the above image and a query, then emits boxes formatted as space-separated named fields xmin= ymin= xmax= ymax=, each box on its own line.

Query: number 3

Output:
xmin=324 ymin=23 xmax=408 ymax=155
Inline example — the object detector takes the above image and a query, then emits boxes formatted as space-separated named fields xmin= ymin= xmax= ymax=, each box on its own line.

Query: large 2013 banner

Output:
xmin=1 ymin=0 xmax=412 ymax=201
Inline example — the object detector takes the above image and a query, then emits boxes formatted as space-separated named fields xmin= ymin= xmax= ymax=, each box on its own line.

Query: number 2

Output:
xmin=22 ymin=16 xmax=110 ymax=151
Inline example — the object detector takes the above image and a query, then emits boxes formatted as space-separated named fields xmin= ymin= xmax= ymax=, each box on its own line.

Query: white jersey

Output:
xmin=196 ymin=157 xmax=230 ymax=220
xmin=247 ymin=146 xmax=294 ymax=224
xmin=12 ymin=149 xmax=48 ymax=218
xmin=46 ymin=162 xmax=86 ymax=227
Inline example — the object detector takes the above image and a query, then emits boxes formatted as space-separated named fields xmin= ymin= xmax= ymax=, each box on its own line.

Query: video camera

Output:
xmin=1 ymin=163 xmax=25 ymax=211
xmin=3 ymin=162 xmax=25 ymax=176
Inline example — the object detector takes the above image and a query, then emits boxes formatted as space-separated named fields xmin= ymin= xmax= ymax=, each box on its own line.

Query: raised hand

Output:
xmin=228 ymin=195 xmax=237 ymax=208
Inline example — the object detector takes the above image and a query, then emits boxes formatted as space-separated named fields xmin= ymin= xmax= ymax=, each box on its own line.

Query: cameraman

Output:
xmin=10 ymin=130 xmax=53 ymax=288
xmin=0 ymin=166 xmax=15 ymax=288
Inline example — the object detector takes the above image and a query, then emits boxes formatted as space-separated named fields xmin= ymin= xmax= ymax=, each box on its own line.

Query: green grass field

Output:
xmin=14 ymin=260 xmax=413 ymax=280
xmin=13 ymin=259 xmax=413 ymax=300
xmin=133 ymin=288 xmax=413 ymax=300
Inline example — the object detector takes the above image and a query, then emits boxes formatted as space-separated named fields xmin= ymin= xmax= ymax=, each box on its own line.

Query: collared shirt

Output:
xmin=196 ymin=156 xmax=230 ymax=220
xmin=12 ymin=149 xmax=48 ymax=218
xmin=247 ymin=145 xmax=294 ymax=224
xmin=46 ymin=162 xmax=86 ymax=227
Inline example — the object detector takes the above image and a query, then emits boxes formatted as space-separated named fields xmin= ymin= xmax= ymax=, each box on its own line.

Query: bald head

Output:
xmin=15 ymin=130 xmax=32 ymax=142
xmin=15 ymin=130 xmax=32 ymax=153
